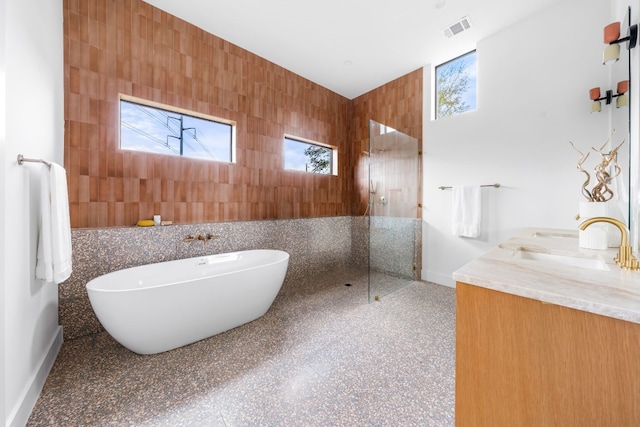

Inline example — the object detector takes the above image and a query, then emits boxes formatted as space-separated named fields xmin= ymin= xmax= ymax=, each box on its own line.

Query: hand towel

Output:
xmin=452 ymin=185 xmax=481 ymax=238
xmin=36 ymin=163 xmax=72 ymax=283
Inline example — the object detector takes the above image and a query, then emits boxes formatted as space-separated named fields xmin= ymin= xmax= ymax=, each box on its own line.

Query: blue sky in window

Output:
xmin=284 ymin=138 xmax=309 ymax=171
xmin=437 ymin=50 xmax=477 ymax=114
xmin=120 ymin=100 xmax=232 ymax=161
xmin=284 ymin=138 xmax=332 ymax=174
xmin=463 ymin=52 xmax=477 ymax=110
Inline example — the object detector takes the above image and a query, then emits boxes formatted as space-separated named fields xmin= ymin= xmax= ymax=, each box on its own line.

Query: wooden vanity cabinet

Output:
xmin=455 ymin=282 xmax=640 ymax=426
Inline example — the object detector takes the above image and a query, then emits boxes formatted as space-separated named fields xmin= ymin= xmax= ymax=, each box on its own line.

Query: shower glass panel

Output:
xmin=368 ymin=120 xmax=420 ymax=303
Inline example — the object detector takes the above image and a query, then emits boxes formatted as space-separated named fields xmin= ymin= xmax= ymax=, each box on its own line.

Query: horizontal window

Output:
xmin=284 ymin=135 xmax=337 ymax=175
xmin=119 ymin=95 xmax=235 ymax=162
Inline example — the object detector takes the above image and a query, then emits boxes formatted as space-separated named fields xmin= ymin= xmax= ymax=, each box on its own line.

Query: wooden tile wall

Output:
xmin=64 ymin=0 xmax=422 ymax=228
xmin=350 ymin=69 xmax=423 ymax=217
xmin=64 ymin=0 xmax=353 ymax=228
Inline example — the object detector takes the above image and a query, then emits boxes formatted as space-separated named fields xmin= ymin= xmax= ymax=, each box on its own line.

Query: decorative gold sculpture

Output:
xmin=570 ymin=130 xmax=625 ymax=202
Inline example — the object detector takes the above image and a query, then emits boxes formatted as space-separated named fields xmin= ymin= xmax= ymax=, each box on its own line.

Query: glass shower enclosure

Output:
xmin=367 ymin=120 xmax=420 ymax=302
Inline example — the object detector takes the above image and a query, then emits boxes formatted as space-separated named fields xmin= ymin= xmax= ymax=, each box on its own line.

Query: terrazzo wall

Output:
xmin=350 ymin=216 xmax=421 ymax=281
xmin=61 ymin=216 xmax=358 ymax=340
xmin=370 ymin=217 xmax=421 ymax=280
xmin=60 ymin=215 xmax=421 ymax=341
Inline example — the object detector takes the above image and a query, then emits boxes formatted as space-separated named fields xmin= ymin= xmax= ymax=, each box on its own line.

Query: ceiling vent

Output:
xmin=443 ymin=16 xmax=472 ymax=38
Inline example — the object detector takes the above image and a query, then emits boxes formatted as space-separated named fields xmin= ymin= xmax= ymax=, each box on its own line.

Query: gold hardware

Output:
xmin=184 ymin=233 xmax=220 ymax=243
xmin=183 ymin=233 xmax=222 ymax=244
xmin=374 ymin=295 xmax=380 ymax=301
xmin=579 ymin=216 xmax=639 ymax=270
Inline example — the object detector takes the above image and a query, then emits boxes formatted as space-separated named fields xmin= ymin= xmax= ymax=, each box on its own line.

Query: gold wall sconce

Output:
xmin=589 ymin=80 xmax=629 ymax=112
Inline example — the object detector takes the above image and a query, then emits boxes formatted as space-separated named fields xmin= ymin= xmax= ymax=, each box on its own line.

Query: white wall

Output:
xmin=0 ymin=0 xmax=6 ymax=422
xmin=1 ymin=0 xmax=64 ymax=425
xmin=422 ymin=0 xmax=634 ymax=286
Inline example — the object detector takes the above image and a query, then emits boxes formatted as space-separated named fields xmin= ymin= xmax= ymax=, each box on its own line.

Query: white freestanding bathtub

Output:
xmin=86 ymin=249 xmax=289 ymax=355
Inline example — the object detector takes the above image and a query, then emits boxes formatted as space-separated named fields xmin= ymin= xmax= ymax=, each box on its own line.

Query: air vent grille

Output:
xmin=443 ymin=16 xmax=472 ymax=38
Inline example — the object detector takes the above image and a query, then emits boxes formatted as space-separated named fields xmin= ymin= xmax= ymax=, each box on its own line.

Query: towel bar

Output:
xmin=17 ymin=154 xmax=52 ymax=168
xmin=439 ymin=183 xmax=500 ymax=190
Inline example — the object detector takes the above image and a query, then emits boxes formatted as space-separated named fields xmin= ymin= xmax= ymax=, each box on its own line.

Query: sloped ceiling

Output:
xmin=145 ymin=0 xmax=565 ymax=99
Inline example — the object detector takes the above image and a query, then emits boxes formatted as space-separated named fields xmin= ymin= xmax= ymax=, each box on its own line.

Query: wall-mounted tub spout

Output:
xmin=184 ymin=234 xmax=221 ymax=244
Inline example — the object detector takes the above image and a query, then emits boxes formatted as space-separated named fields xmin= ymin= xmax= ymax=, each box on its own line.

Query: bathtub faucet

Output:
xmin=183 ymin=234 xmax=221 ymax=244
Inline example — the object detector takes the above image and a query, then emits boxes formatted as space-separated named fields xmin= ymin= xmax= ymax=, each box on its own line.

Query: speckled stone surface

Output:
xmin=29 ymin=272 xmax=455 ymax=426
xmin=61 ymin=217 xmax=363 ymax=340
xmin=61 ymin=216 xmax=423 ymax=341
xmin=350 ymin=216 xmax=369 ymax=268
xmin=351 ymin=216 xmax=422 ymax=281
xmin=453 ymin=227 xmax=640 ymax=324
xmin=370 ymin=216 xmax=420 ymax=279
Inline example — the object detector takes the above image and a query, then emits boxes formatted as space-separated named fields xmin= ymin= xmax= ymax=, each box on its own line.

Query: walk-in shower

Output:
xmin=366 ymin=120 xmax=420 ymax=302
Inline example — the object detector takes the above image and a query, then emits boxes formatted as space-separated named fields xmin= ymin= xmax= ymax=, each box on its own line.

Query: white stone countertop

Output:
xmin=452 ymin=227 xmax=640 ymax=324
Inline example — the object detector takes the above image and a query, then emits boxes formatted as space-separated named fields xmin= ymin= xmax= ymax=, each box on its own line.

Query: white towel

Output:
xmin=36 ymin=163 xmax=72 ymax=283
xmin=452 ymin=185 xmax=481 ymax=238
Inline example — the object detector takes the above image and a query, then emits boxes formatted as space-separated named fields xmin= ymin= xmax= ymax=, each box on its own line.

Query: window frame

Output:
xmin=283 ymin=134 xmax=338 ymax=176
xmin=434 ymin=50 xmax=477 ymax=120
xmin=118 ymin=94 xmax=236 ymax=163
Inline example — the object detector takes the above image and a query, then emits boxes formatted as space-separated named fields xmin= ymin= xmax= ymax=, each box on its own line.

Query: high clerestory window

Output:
xmin=284 ymin=135 xmax=337 ymax=175
xmin=119 ymin=95 xmax=236 ymax=162
xmin=435 ymin=50 xmax=477 ymax=119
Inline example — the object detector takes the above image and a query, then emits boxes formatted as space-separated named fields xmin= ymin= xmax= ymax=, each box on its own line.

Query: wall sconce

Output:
xmin=603 ymin=21 xmax=638 ymax=64
xmin=589 ymin=80 xmax=629 ymax=112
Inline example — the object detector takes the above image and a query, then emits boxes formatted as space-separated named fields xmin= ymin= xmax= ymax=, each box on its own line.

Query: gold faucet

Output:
xmin=183 ymin=233 xmax=221 ymax=244
xmin=579 ymin=216 xmax=639 ymax=270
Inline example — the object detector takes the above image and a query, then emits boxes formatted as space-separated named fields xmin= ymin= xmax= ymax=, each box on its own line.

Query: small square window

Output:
xmin=435 ymin=50 xmax=477 ymax=119
xmin=284 ymin=135 xmax=337 ymax=175
xmin=119 ymin=95 xmax=235 ymax=162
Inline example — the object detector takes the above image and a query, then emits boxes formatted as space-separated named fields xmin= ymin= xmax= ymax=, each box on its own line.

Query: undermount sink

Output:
xmin=531 ymin=231 xmax=577 ymax=239
xmin=512 ymin=249 xmax=610 ymax=271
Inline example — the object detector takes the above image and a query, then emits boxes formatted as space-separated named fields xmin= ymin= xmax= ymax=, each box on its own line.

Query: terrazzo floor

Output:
xmin=27 ymin=269 xmax=456 ymax=426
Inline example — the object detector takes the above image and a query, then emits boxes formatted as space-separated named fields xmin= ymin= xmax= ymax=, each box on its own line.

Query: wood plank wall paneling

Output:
xmin=350 ymin=69 xmax=423 ymax=217
xmin=63 ymin=0 xmax=422 ymax=228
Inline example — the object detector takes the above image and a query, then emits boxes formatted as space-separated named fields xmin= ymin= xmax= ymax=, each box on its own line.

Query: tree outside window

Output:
xmin=436 ymin=50 xmax=477 ymax=119
xmin=284 ymin=136 xmax=335 ymax=175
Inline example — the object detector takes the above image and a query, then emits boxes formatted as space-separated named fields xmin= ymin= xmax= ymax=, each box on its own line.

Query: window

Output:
xmin=284 ymin=135 xmax=337 ymax=175
xmin=435 ymin=50 xmax=477 ymax=119
xmin=119 ymin=95 xmax=235 ymax=162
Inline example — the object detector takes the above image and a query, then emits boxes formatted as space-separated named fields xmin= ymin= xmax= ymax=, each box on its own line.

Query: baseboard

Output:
xmin=9 ymin=326 xmax=63 ymax=427
xmin=422 ymin=270 xmax=455 ymax=288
